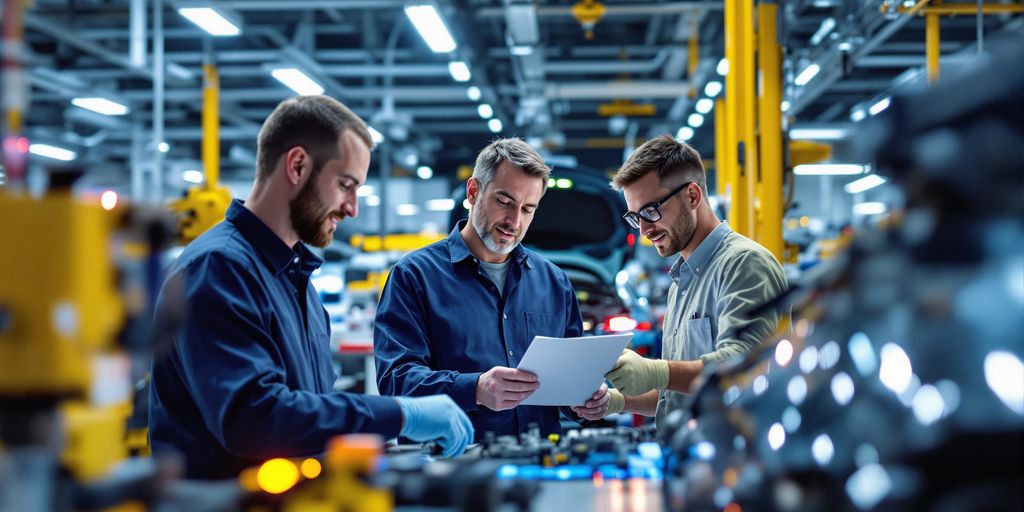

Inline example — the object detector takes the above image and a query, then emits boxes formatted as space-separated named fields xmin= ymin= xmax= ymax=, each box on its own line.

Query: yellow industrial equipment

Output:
xmin=598 ymin=99 xmax=657 ymax=117
xmin=0 ymin=186 xmax=173 ymax=490
xmin=239 ymin=435 xmax=393 ymax=512
xmin=572 ymin=0 xmax=606 ymax=40
xmin=350 ymin=233 xmax=445 ymax=253
xmin=170 ymin=50 xmax=232 ymax=243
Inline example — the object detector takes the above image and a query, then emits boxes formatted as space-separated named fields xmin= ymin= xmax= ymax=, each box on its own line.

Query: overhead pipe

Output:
xmin=543 ymin=49 xmax=671 ymax=74
xmin=151 ymin=0 xmax=164 ymax=203
xmin=222 ymin=0 xmax=402 ymax=9
xmin=544 ymin=80 xmax=691 ymax=100
xmin=477 ymin=2 xmax=724 ymax=18
xmin=24 ymin=13 xmax=152 ymax=80
xmin=129 ymin=0 xmax=146 ymax=68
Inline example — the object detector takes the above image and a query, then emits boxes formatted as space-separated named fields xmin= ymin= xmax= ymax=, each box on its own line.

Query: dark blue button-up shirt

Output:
xmin=374 ymin=221 xmax=584 ymax=440
xmin=150 ymin=200 xmax=402 ymax=479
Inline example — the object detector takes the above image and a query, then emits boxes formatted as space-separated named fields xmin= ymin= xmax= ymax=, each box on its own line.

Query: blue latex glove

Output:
xmin=396 ymin=395 xmax=474 ymax=457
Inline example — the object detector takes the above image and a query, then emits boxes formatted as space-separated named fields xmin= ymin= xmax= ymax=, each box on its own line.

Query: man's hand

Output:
xmin=476 ymin=367 xmax=539 ymax=411
xmin=571 ymin=383 xmax=613 ymax=420
xmin=605 ymin=349 xmax=669 ymax=396
xmin=396 ymin=395 xmax=474 ymax=458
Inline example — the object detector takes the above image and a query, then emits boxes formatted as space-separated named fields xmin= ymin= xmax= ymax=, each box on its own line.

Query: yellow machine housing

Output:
xmin=0 ymin=192 xmax=123 ymax=396
xmin=170 ymin=183 xmax=232 ymax=244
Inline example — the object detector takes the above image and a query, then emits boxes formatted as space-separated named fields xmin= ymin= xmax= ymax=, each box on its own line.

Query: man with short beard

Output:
xmin=374 ymin=138 xmax=611 ymax=441
xmin=600 ymin=135 xmax=787 ymax=430
xmin=149 ymin=96 xmax=473 ymax=480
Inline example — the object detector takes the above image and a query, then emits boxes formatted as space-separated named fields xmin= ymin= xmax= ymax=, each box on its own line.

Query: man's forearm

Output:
xmin=623 ymin=390 xmax=660 ymax=416
xmin=666 ymin=359 xmax=704 ymax=394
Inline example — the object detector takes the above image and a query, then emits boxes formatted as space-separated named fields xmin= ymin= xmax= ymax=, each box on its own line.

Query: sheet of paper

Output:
xmin=517 ymin=333 xmax=633 ymax=406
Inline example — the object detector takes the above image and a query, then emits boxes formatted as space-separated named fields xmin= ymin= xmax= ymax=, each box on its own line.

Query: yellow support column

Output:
xmin=714 ymin=98 xmax=728 ymax=199
xmin=724 ymin=0 xmax=749 ymax=236
xmin=202 ymin=62 xmax=220 ymax=186
xmin=926 ymin=13 xmax=940 ymax=83
xmin=739 ymin=0 xmax=758 ymax=238
xmin=757 ymin=1 xmax=783 ymax=259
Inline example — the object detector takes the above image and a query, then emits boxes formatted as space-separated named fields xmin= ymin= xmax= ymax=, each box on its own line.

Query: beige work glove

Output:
xmin=603 ymin=388 xmax=626 ymax=417
xmin=605 ymin=349 xmax=669 ymax=396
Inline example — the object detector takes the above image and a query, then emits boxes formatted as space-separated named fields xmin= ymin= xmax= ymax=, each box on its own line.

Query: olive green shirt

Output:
xmin=655 ymin=222 xmax=787 ymax=429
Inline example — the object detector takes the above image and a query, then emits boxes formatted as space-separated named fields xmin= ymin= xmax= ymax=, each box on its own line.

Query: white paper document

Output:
xmin=517 ymin=333 xmax=633 ymax=406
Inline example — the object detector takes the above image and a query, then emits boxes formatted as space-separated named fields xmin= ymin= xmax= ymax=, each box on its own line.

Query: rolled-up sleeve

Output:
xmin=374 ymin=264 xmax=482 ymax=411
xmin=701 ymin=251 xmax=788 ymax=364
xmin=176 ymin=254 xmax=402 ymax=459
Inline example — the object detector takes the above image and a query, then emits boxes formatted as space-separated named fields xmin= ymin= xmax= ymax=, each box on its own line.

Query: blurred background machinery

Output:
xmin=656 ymin=31 xmax=1024 ymax=512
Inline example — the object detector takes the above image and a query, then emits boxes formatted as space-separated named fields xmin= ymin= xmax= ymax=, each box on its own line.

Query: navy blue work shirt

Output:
xmin=374 ymin=221 xmax=584 ymax=440
xmin=150 ymin=200 xmax=402 ymax=480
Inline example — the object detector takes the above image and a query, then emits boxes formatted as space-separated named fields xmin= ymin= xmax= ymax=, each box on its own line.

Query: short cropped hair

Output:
xmin=256 ymin=95 xmax=374 ymax=179
xmin=611 ymin=134 xmax=707 ymax=196
xmin=472 ymin=138 xmax=551 ymax=192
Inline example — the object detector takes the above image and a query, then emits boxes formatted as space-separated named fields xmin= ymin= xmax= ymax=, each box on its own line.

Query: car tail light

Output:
xmin=603 ymin=315 xmax=638 ymax=332
xmin=602 ymin=315 xmax=653 ymax=333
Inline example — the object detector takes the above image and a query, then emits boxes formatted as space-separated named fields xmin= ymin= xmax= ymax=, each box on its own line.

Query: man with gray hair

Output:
xmin=374 ymin=138 xmax=612 ymax=440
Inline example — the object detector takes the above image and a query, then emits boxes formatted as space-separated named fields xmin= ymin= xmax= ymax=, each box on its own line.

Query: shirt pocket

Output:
xmin=682 ymin=316 xmax=713 ymax=361
xmin=525 ymin=311 xmax=563 ymax=338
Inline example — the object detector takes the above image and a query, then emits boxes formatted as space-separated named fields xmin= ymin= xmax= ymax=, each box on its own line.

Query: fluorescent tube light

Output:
xmin=845 ymin=174 xmax=887 ymax=194
xmin=794 ymin=164 xmax=867 ymax=176
xmin=404 ymin=4 xmax=457 ymax=53
xmin=695 ymin=98 xmax=713 ymax=114
xmin=704 ymin=81 xmax=722 ymax=97
xmin=396 ymin=203 xmax=420 ymax=216
xmin=853 ymin=202 xmax=887 ymax=215
xmin=810 ymin=17 xmax=836 ymax=46
xmin=183 ymin=169 xmax=204 ymax=184
xmin=270 ymin=67 xmax=321 ymax=95
xmin=869 ymin=97 xmax=891 ymax=116
xmin=71 ymin=97 xmax=130 ymax=116
xmin=448 ymin=61 xmax=471 ymax=82
xmin=426 ymin=199 xmax=456 ymax=211
xmin=789 ymin=128 xmax=849 ymax=140
xmin=270 ymin=68 xmax=324 ymax=95
xmin=29 ymin=143 xmax=77 ymax=161
xmin=717 ymin=58 xmax=729 ymax=75
xmin=795 ymin=63 xmax=821 ymax=86
xmin=177 ymin=6 xmax=242 ymax=37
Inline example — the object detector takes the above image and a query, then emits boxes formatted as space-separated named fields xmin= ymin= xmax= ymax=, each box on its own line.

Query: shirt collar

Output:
xmin=447 ymin=219 xmax=533 ymax=268
xmin=226 ymin=199 xmax=323 ymax=275
xmin=668 ymin=221 xmax=731 ymax=280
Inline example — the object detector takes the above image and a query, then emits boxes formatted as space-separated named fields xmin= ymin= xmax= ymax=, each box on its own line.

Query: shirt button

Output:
xmin=673 ymin=328 xmax=679 ymax=335
xmin=293 ymin=257 xmax=300 ymax=264
xmin=508 ymin=350 xmax=514 ymax=356
xmin=503 ymin=313 xmax=507 ymax=319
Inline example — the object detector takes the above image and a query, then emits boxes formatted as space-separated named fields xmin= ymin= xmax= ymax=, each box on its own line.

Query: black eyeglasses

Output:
xmin=622 ymin=182 xmax=693 ymax=229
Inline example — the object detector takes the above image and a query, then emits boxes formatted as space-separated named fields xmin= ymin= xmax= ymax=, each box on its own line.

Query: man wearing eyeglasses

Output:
xmin=600 ymin=135 xmax=787 ymax=429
